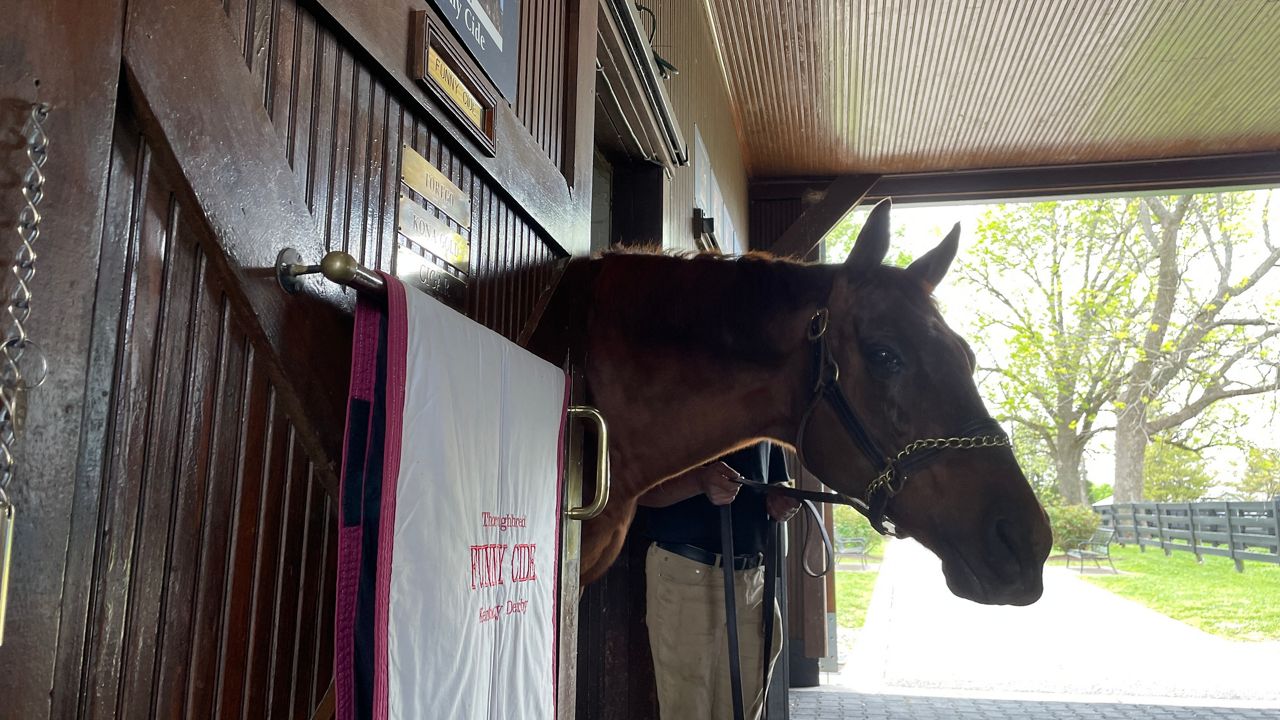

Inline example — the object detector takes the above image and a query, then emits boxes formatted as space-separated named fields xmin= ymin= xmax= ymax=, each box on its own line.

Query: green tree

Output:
xmin=1011 ymin=425 xmax=1062 ymax=507
xmin=957 ymin=199 xmax=1145 ymax=505
xmin=954 ymin=192 xmax=1280 ymax=505
xmin=1143 ymin=438 xmax=1213 ymax=502
xmin=1236 ymin=446 xmax=1280 ymax=499
xmin=1088 ymin=482 xmax=1113 ymax=504
xmin=1112 ymin=194 xmax=1280 ymax=502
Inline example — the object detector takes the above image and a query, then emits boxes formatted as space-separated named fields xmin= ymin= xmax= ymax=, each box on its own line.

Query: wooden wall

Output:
xmin=517 ymin=0 xmax=572 ymax=172
xmin=749 ymin=196 xmax=806 ymax=253
xmin=66 ymin=106 xmax=337 ymax=718
xmin=2 ymin=0 xmax=591 ymax=717
xmin=222 ymin=0 xmax=569 ymax=340
xmin=648 ymin=0 xmax=750 ymax=252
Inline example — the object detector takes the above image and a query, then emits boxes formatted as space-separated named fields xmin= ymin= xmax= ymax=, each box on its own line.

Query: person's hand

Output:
xmin=697 ymin=461 xmax=742 ymax=506
xmin=767 ymin=493 xmax=801 ymax=522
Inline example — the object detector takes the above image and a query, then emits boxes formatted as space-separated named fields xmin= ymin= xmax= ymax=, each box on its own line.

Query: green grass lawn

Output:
xmin=834 ymin=570 xmax=879 ymax=629
xmin=1081 ymin=544 xmax=1280 ymax=641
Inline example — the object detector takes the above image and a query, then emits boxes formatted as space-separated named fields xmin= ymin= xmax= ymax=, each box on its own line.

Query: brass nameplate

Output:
xmin=398 ymin=195 xmax=470 ymax=274
xmin=428 ymin=46 xmax=486 ymax=130
xmin=396 ymin=246 xmax=466 ymax=305
xmin=410 ymin=11 xmax=498 ymax=155
xmin=400 ymin=144 xmax=471 ymax=229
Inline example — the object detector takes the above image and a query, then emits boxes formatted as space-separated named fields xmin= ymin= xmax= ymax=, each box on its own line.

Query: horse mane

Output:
xmin=592 ymin=247 xmax=836 ymax=365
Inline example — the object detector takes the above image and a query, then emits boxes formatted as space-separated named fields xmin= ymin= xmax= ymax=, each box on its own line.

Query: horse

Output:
xmin=529 ymin=199 xmax=1052 ymax=605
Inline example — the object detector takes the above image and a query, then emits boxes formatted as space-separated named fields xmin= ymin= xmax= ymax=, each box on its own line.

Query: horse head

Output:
xmin=797 ymin=199 xmax=1052 ymax=605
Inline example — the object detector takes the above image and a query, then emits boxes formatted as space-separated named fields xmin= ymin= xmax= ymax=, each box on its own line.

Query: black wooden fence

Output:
xmin=1096 ymin=501 xmax=1280 ymax=572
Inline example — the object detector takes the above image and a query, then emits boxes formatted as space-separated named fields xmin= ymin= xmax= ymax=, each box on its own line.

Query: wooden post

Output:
xmin=1225 ymin=501 xmax=1244 ymax=573
xmin=1156 ymin=503 xmax=1171 ymax=556
xmin=768 ymin=174 xmax=880 ymax=258
xmin=1274 ymin=498 xmax=1280 ymax=563
xmin=1133 ymin=504 xmax=1145 ymax=552
xmin=1187 ymin=502 xmax=1203 ymax=564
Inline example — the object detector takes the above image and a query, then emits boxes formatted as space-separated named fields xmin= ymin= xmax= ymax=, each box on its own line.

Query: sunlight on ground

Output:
xmin=823 ymin=539 xmax=1280 ymax=703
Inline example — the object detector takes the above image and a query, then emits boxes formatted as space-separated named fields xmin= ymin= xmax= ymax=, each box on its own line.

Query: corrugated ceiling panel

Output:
xmin=705 ymin=0 xmax=1280 ymax=176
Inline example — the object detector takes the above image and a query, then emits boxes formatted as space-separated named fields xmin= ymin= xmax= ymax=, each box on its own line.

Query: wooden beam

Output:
xmin=767 ymin=174 xmax=879 ymax=258
xmin=755 ymin=151 xmax=1280 ymax=208
xmin=865 ymin=151 xmax=1280 ymax=203
xmin=564 ymin=0 xmax=601 ymax=196
xmin=3 ymin=2 xmax=127 ymax=717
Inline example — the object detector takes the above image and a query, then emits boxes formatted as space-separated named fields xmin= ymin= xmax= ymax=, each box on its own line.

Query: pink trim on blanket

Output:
xmin=550 ymin=373 xmax=570 ymax=714
xmin=335 ymin=298 xmax=382 ymax=720
xmin=373 ymin=275 xmax=409 ymax=720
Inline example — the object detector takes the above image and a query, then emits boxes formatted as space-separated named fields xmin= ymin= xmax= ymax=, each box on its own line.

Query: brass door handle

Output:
xmin=564 ymin=406 xmax=610 ymax=521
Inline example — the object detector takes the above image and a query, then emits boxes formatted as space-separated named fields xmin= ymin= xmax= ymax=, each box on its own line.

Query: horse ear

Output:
xmin=843 ymin=198 xmax=892 ymax=275
xmin=907 ymin=222 xmax=961 ymax=290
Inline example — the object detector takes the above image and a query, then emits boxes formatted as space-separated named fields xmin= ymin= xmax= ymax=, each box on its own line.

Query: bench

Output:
xmin=835 ymin=536 xmax=869 ymax=570
xmin=1066 ymin=527 xmax=1117 ymax=573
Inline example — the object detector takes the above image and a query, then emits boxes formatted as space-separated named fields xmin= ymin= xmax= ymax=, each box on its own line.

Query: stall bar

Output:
xmin=276 ymin=247 xmax=387 ymax=296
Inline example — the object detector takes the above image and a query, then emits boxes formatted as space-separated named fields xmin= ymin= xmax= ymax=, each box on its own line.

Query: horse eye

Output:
xmin=865 ymin=346 xmax=904 ymax=374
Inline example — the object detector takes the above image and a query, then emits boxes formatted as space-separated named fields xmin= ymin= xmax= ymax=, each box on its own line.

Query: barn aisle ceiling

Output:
xmin=700 ymin=0 xmax=1280 ymax=176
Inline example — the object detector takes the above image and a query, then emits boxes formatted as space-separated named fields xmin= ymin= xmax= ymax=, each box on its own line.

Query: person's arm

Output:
xmin=637 ymin=461 xmax=743 ymax=508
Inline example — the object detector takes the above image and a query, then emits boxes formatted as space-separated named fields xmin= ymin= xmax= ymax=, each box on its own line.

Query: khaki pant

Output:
xmin=646 ymin=544 xmax=784 ymax=720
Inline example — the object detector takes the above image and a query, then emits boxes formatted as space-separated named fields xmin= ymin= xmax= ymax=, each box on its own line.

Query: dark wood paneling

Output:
xmin=221 ymin=0 xmax=568 ymax=343
xmin=297 ymin=0 xmax=592 ymax=254
xmin=70 ymin=107 xmax=337 ymax=720
xmin=748 ymin=197 xmax=804 ymax=254
xmin=0 ymin=2 xmax=125 ymax=718
xmin=9 ymin=0 xmax=586 ymax=717
xmin=517 ymin=0 xmax=570 ymax=171
xmin=576 ymin=532 xmax=657 ymax=720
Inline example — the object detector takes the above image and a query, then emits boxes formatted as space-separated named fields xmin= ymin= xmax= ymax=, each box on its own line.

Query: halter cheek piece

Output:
xmin=794 ymin=308 xmax=1011 ymax=536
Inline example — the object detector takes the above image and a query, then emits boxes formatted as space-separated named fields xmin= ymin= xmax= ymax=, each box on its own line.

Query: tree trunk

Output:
xmin=1054 ymin=436 xmax=1088 ymax=505
xmin=1114 ymin=409 xmax=1148 ymax=502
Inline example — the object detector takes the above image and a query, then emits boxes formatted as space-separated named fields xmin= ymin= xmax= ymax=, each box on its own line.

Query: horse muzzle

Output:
xmin=939 ymin=511 xmax=1052 ymax=606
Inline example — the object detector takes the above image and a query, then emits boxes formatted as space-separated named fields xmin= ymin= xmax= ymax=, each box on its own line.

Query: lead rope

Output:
xmin=719 ymin=505 xmax=746 ymax=720
xmin=0 ymin=103 xmax=52 ymax=646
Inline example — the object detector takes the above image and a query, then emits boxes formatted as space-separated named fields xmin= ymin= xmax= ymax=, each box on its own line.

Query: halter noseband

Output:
xmin=794 ymin=308 xmax=1011 ymax=536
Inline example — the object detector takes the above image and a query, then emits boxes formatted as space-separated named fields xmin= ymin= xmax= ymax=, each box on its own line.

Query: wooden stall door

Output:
xmin=3 ymin=0 xmax=593 ymax=716
xmin=57 ymin=96 xmax=342 ymax=718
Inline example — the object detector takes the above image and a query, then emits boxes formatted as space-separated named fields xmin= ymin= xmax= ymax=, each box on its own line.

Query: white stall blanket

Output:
xmin=336 ymin=276 xmax=567 ymax=720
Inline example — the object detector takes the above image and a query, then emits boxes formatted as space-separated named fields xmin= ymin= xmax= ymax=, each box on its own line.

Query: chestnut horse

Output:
xmin=531 ymin=200 xmax=1052 ymax=605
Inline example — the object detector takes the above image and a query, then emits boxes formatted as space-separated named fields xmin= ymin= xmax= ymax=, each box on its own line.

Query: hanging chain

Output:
xmin=0 ymin=103 xmax=51 ymax=504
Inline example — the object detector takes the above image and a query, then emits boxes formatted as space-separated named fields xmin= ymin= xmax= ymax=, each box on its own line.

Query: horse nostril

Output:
xmin=988 ymin=517 xmax=1023 ymax=576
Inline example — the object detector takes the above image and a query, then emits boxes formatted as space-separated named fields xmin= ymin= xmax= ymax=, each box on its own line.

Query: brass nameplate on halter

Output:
xmin=410 ymin=11 xmax=498 ymax=155
xmin=400 ymin=144 xmax=471 ymax=229
xmin=396 ymin=246 xmax=466 ymax=306
xmin=398 ymin=196 xmax=470 ymax=274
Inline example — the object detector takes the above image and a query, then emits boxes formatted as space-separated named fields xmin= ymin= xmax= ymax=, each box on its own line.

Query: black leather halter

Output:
xmin=792 ymin=308 xmax=1011 ymax=535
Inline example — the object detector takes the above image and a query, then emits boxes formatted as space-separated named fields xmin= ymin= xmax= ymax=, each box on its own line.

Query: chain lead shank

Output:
xmin=0 ymin=103 xmax=51 ymax=646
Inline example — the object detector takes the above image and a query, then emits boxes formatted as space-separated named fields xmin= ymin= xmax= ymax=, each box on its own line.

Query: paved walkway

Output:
xmin=828 ymin=539 xmax=1280 ymax=706
xmin=790 ymin=689 xmax=1280 ymax=719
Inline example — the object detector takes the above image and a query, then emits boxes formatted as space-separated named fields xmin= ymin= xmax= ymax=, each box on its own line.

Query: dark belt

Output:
xmin=656 ymin=542 xmax=763 ymax=571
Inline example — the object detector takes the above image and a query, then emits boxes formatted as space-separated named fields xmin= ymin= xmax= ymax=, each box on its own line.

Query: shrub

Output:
xmin=1087 ymin=482 xmax=1113 ymax=504
xmin=1045 ymin=504 xmax=1100 ymax=554
xmin=832 ymin=504 xmax=883 ymax=556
